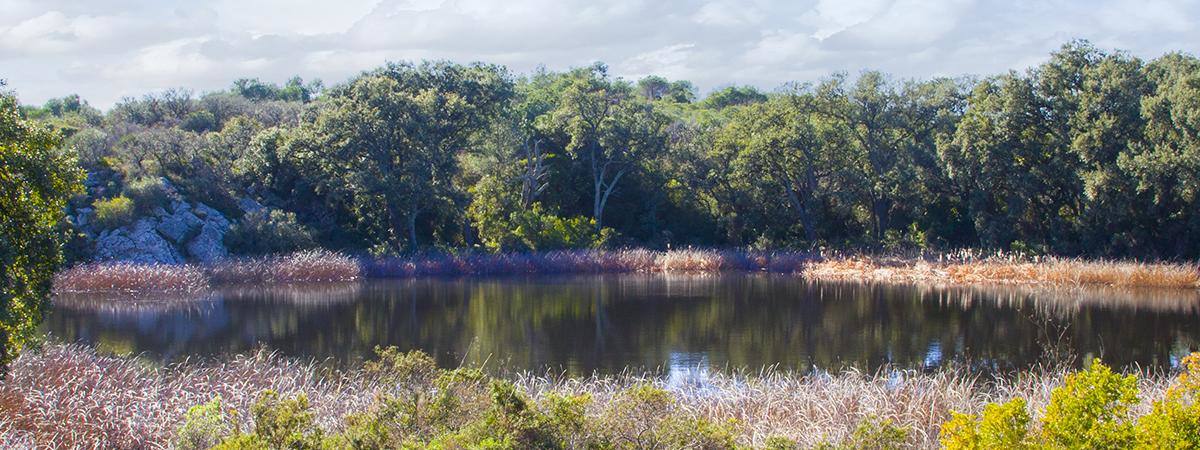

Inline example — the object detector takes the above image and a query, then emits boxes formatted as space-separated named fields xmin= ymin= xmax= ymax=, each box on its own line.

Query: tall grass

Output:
xmin=53 ymin=262 xmax=208 ymax=294
xmin=206 ymin=249 xmax=361 ymax=284
xmin=0 ymin=344 xmax=1176 ymax=449
xmin=51 ymin=249 xmax=1200 ymax=295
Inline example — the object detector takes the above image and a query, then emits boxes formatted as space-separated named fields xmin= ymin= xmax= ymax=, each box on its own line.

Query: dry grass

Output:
xmin=206 ymin=249 xmax=361 ymax=284
xmin=0 ymin=344 xmax=1176 ymax=449
xmin=52 ymin=249 xmax=1199 ymax=295
xmin=807 ymin=255 xmax=1200 ymax=289
xmin=0 ymin=344 xmax=378 ymax=449
xmin=52 ymin=263 xmax=209 ymax=294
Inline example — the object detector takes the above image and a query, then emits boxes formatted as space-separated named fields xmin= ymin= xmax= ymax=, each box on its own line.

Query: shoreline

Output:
xmin=52 ymin=249 xmax=1200 ymax=295
xmin=0 ymin=343 xmax=1181 ymax=449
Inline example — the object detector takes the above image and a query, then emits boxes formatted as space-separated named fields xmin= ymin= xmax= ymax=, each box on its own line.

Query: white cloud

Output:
xmin=1 ymin=0 xmax=1197 ymax=108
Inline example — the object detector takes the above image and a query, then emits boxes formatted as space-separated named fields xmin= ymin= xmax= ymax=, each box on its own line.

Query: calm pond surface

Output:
xmin=45 ymin=274 xmax=1200 ymax=375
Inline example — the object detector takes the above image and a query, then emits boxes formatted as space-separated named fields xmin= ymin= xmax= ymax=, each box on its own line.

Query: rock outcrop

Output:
xmin=93 ymin=219 xmax=185 ymax=264
xmin=184 ymin=203 xmax=232 ymax=263
xmin=87 ymin=197 xmax=232 ymax=265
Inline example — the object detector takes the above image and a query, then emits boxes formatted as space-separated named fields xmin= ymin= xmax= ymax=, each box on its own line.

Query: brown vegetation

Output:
xmin=0 ymin=344 xmax=1175 ymax=449
xmin=52 ymin=249 xmax=1199 ymax=295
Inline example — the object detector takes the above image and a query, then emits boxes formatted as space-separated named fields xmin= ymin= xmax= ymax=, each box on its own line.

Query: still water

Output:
xmin=44 ymin=274 xmax=1200 ymax=375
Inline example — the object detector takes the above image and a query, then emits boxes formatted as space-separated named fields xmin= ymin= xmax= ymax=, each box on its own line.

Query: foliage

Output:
xmin=92 ymin=195 xmax=136 ymax=229
xmin=224 ymin=209 xmax=317 ymax=256
xmin=122 ymin=176 xmax=170 ymax=214
xmin=1137 ymin=353 xmax=1200 ymax=448
xmin=14 ymin=40 xmax=1200 ymax=260
xmin=938 ymin=358 xmax=1178 ymax=450
xmin=940 ymin=398 xmax=1032 ymax=449
xmin=0 ymin=86 xmax=84 ymax=372
xmin=1040 ymin=359 xmax=1140 ymax=448
xmin=174 ymin=396 xmax=234 ymax=450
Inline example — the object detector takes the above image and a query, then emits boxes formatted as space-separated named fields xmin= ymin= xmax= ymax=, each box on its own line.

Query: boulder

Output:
xmin=185 ymin=202 xmax=231 ymax=263
xmin=93 ymin=219 xmax=184 ymax=264
xmin=155 ymin=202 xmax=203 ymax=244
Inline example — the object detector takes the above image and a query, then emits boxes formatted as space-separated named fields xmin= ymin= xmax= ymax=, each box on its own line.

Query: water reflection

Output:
xmin=43 ymin=275 xmax=1200 ymax=375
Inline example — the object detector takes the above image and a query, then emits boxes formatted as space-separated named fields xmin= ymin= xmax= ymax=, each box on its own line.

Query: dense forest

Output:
xmin=16 ymin=40 xmax=1200 ymax=261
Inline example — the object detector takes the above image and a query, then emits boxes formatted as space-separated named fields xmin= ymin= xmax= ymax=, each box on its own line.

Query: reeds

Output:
xmin=51 ymin=249 xmax=1200 ymax=295
xmin=808 ymin=255 xmax=1200 ymax=289
xmin=206 ymin=249 xmax=361 ymax=284
xmin=0 ymin=344 xmax=1176 ymax=449
xmin=52 ymin=262 xmax=209 ymax=294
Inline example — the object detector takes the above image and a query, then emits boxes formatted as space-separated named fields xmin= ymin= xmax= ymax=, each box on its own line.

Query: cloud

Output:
xmin=1 ymin=0 xmax=1197 ymax=108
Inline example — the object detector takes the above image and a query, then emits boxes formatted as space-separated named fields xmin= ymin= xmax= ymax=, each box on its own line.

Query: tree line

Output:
xmin=17 ymin=40 xmax=1200 ymax=259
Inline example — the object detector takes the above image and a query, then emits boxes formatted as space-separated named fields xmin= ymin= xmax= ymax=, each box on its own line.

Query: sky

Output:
xmin=2 ymin=0 xmax=1198 ymax=109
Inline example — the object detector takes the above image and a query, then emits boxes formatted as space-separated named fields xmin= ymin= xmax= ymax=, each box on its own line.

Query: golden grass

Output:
xmin=0 ymin=344 xmax=1176 ymax=449
xmin=807 ymin=256 xmax=1200 ymax=289
xmin=52 ymin=249 xmax=1200 ymax=295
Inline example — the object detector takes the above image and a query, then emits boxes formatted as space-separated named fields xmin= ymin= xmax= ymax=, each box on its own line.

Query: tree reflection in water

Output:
xmin=41 ymin=274 xmax=1200 ymax=375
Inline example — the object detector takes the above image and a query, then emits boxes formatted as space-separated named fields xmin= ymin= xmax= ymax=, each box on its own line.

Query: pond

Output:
xmin=44 ymin=274 xmax=1200 ymax=375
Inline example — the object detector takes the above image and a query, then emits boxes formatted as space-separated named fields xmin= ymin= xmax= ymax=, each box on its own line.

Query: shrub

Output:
xmin=845 ymin=416 xmax=910 ymax=450
xmin=509 ymin=204 xmax=608 ymax=251
xmin=1138 ymin=353 xmax=1200 ymax=447
xmin=224 ymin=209 xmax=317 ymax=256
xmin=174 ymin=396 xmax=233 ymax=450
xmin=181 ymin=110 xmax=217 ymax=133
xmin=212 ymin=390 xmax=325 ymax=450
xmin=940 ymin=398 xmax=1032 ymax=449
xmin=1040 ymin=359 xmax=1139 ymax=448
xmin=123 ymin=177 xmax=170 ymax=214
xmin=92 ymin=195 xmax=135 ymax=229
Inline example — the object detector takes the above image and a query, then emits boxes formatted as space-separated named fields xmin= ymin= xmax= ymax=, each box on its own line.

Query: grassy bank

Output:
xmin=1 ymin=344 xmax=1191 ymax=449
xmin=52 ymin=249 xmax=1200 ymax=294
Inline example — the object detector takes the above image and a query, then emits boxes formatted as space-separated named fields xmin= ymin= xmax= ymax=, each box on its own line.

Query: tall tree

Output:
xmin=543 ymin=65 xmax=668 ymax=229
xmin=0 ymin=85 xmax=83 ymax=373
xmin=715 ymin=93 xmax=848 ymax=243
xmin=289 ymin=62 xmax=513 ymax=251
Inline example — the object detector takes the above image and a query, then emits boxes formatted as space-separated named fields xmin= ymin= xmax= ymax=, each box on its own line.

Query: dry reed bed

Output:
xmin=0 ymin=345 xmax=1175 ymax=449
xmin=52 ymin=249 xmax=1200 ymax=295
xmin=806 ymin=256 xmax=1200 ymax=289
xmin=0 ymin=344 xmax=379 ymax=449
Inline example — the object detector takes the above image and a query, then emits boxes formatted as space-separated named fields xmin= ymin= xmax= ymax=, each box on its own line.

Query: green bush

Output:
xmin=210 ymin=390 xmax=326 ymax=450
xmin=174 ymin=396 xmax=233 ymax=450
xmin=510 ymin=203 xmax=608 ymax=251
xmin=224 ymin=209 xmax=316 ymax=255
xmin=1041 ymin=359 xmax=1140 ymax=448
xmin=940 ymin=398 xmax=1032 ymax=449
xmin=845 ymin=416 xmax=910 ymax=450
xmin=123 ymin=177 xmax=170 ymax=214
xmin=1138 ymin=353 xmax=1200 ymax=448
xmin=93 ymin=195 xmax=135 ymax=229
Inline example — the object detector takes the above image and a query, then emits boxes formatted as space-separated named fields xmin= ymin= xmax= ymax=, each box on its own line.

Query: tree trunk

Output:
xmin=407 ymin=211 xmax=419 ymax=251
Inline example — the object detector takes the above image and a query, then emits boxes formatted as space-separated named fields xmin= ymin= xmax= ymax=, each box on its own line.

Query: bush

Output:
xmin=123 ymin=177 xmax=170 ymax=214
xmin=1040 ymin=359 xmax=1139 ymax=448
xmin=940 ymin=398 xmax=1032 ymax=449
xmin=1138 ymin=353 xmax=1200 ymax=447
xmin=174 ymin=397 xmax=233 ymax=450
xmin=93 ymin=195 xmax=135 ymax=229
xmin=181 ymin=110 xmax=217 ymax=133
xmin=224 ymin=209 xmax=317 ymax=255
xmin=510 ymin=204 xmax=608 ymax=251
xmin=844 ymin=416 xmax=909 ymax=450
xmin=210 ymin=390 xmax=326 ymax=450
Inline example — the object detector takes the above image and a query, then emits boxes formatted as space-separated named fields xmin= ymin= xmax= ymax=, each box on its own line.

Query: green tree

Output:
xmin=714 ymin=93 xmax=850 ymax=243
xmin=1121 ymin=53 xmax=1200 ymax=256
xmin=542 ymin=65 xmax=669 ymax=230
xmin=0 ymin=85 xmax=84 ymax=373
xmin=288 ymin=62 xmax=513 ymax=251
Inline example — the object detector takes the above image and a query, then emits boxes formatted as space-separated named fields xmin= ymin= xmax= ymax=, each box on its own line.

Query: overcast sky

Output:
xmin=3 ymin=0 xmax=1198 ymax=109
